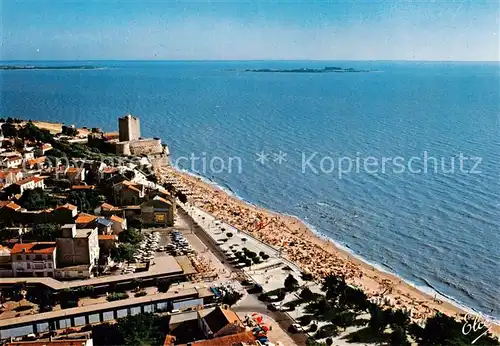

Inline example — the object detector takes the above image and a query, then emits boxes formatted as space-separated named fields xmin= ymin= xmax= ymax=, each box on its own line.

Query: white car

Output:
xmin=291 ymin=324 xmax=303 ymax=332
xmin=271 ymin=302 xmax=281 ymax=309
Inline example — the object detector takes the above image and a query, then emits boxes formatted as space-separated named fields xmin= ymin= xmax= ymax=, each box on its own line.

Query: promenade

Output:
xmin=0 ymin=255 xmax=195 ymax=291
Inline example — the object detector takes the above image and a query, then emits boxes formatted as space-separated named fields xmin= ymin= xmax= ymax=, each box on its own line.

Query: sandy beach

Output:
xmin=156 ymin=164 xmax=500 ymax=336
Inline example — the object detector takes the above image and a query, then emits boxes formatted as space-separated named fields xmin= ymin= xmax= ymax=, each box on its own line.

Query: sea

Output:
xmin=1 ymin=60 xmax=499 ymax=320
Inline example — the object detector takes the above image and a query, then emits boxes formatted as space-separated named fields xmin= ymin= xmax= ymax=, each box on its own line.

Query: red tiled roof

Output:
xmin=163 ymin=335 xmax=176 ymax=346
xmin=177 ymin=331 xmax=256 ymax=346
xmin=75 ymin=213 xmax=97 ymax=224
xmin=57 ymin=203 xmax=77 ymax=211
xmin=98 ymin=234 xmax=117 ymax=241
xmin=11 ymin=242 xmax=56 ymax=255
xmin=101 ymin=202 xmax=119 ymax=211
xmin=66 ymin=167 xmax=81 ymax=173
xmin=103 ymin=167 xmax=118 ymax=174
xmin=32 ymin=177 xmax=45 ymax=183
xmin=4 ymin=202 xmax=21 ymax=210
xmin=110 ymin=214 xmax=124 ymax=223
xmin=72 ymin=185 xmax=95 ymax=190
xmin=27 ymin=156 xmax=46 ymax=166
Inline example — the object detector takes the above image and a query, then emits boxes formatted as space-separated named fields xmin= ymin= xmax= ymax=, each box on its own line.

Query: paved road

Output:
xmin=177 ymin=207 xmax=308 ymax=346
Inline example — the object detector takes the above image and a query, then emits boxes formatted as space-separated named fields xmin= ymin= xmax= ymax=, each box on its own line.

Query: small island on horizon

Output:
xmin=0 ymin=65 xmax=101 ymax=70
xmin=245 ymin=66 xmax=369 ymax=73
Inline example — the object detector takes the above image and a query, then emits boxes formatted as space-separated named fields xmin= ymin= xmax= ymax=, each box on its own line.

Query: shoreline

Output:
xmin=157 ymin=164 xmax=500 ymax=335
xmin=174 ymin=167 xmax=491 ymax=321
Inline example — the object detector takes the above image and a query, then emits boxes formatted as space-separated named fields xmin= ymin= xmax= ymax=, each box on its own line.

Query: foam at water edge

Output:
xmin=300 ymin=218 xmax=500 ymax=325
xmin=170 ymin=165 xmax=500 ymax=325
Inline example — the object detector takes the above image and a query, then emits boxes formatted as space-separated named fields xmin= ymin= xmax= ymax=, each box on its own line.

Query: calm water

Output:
xmin=1 ymin=61 xmax=499 ymax=319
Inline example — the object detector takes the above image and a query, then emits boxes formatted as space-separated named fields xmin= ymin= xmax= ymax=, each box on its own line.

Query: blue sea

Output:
xmin=1 ymin=60 xmax=499 ymax=319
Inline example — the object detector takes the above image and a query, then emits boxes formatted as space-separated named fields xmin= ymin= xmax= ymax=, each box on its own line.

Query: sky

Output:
xmin=1 ymin=0 xmax=499 ymax=61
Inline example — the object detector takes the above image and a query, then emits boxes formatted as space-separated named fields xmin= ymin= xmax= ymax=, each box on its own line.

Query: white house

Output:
xmin=11 ymin=242 xmax=57 ymax=277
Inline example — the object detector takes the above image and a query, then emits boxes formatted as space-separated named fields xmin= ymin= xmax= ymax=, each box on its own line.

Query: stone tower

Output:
xmin=118 ymin=114 xmax=141 ymax=142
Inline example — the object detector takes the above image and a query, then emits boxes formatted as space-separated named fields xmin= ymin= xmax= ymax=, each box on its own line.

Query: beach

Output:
xmin=156 ymin=163 xmax=500 ymax=336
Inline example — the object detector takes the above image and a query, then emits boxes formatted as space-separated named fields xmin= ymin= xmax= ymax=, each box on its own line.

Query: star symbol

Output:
xmin=255 ymin=151 xmax=269 ymax=165
xmin=273 ymin=151 xmax=287 ymax=164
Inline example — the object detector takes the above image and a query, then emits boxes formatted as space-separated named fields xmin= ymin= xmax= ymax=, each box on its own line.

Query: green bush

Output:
xmin=134 ymin=291 xmax=147 ymax=298
xmin=107 ymin=292 xmax=129 ymax=302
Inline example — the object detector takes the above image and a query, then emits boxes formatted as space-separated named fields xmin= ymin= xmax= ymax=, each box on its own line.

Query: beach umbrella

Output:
xmin=261 ymin=325 xmax=270 ymax=332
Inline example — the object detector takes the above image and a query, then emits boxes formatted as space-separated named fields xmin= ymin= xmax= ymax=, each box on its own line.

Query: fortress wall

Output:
xmin=129 ymin=138 xmax=163 ymax=156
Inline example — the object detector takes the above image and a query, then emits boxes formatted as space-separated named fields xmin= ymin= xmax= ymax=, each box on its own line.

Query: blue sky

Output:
xmin=1 ymin=0 xmax=498 ymax=61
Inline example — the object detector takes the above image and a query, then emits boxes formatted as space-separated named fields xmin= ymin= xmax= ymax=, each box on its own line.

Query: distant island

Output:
xmin=0 ymin=65 xmax=101 ymax=70
xmin=245 ymin=66 xmax=369 ymax=73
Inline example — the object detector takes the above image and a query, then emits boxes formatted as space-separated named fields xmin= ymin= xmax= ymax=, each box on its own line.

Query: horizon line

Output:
xmin=1 ymin=59 xmax=499 ymax=63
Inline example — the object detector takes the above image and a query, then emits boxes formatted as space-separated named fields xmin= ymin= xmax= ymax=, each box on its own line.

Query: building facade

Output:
xmin=11 ymin=243 xmax=57 ymax=277
xmin=56 ymin=224 xmax=100 ymax=277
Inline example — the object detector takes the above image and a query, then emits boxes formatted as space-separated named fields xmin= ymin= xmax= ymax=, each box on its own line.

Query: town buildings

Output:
xmin=11 ymin=243 xmax=57 ymax=277
xmin=55 ymin=224 xmax=99 ymax=279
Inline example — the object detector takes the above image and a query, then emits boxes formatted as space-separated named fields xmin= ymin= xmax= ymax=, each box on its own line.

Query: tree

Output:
xmin=12 ymin=282 xmax=27 ymax=302
xmin=315 ymin=324 xmax=340 ymax=339
xmin=222 ymin=291 xmax=243 ymax=306
xmin=19 ymin=188 xmax=55 ymax=210
xmin=390 ymin=326 xmax=409 ymax=346
xmin=18 ymin=121 xmax=52 ymax=142
xmin=300 ymin=287 xmax=314 ymax=302
xmin=30 ymin=223 xmax=60 ymax=241
xmin=116 ymin=313 xmax=166 ymax=346
xmin=368 ymin=303 xmax=390 ymax=334
xmin=325 ymin=337 xmax=333 ymax=346
xmin=2 ymin=122 xmax=18 ymax=137
xmin=156 ymin=279 xmax=172 ymax=293
xmin=343 ymin=286 xmax=369 ymax=311
xmin=390 ymin=309 xmax=410 ymax=329
xmin=321 ymin=274 xmax=348 ymax=302
xmin=111 ymin=243 xmax=137 ymax=262
xmin=330 ymin=311 xmax=356 ymax=330
xmin=284 ymin=274 xmax=299 ymax=292
xmin=118 ymin=227 xmax=144 ymax=244
xmin=301 ymin=272 xmax=314 ymax=281
xmin=68 ymin=190 xmax=104 ymax=213
xmin=59 ymin=288 xmax=79 ymax=309
xmin=418 ymin=312 xmax=499 ymax=346
xmin=29 ymin=287 xmax=54 ymax=312
xmin=61 ymin=125 xmax=78 ymax=137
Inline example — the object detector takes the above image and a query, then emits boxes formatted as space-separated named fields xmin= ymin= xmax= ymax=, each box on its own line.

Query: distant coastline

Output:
xmin=0 ymin=65 xmax=101 ymax=70
xmin=245 ymin=66 xmax=369 ymax=73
